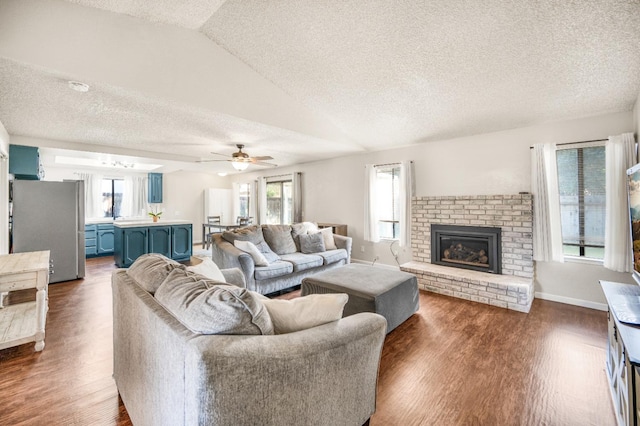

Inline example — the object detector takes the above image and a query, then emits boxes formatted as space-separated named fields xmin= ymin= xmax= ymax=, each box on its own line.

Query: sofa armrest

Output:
xmin=184 ymin=312 xmax=387 ymax=426
xmin=220 ymin=268 xmax=246 ymax=287
xmin=211 ymin=234 xmax=256 ymax=289
xmin=334 ymin=234 xmax=352 ymax=263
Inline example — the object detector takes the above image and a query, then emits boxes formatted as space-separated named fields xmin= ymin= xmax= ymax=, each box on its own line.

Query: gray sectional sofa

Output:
xmin=211 ymin=224 xmax=352 ymax=295
xmin=112 ymin=254 xmax=386 ymax=426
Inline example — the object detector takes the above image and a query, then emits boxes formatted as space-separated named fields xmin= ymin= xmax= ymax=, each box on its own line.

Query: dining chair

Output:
xmin=205 ymin=216 xmax=222 ymax=249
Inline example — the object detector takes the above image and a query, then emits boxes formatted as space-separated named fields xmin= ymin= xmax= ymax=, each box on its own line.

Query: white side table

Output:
xmin=0 ymin=251 xmax=50 ymax=351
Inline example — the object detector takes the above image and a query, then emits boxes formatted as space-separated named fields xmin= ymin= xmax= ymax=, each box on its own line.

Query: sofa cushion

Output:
xmin=262 ymin=225 xmax=297 ymax=255
xmin=319 ymin=249 xmax=348 ymax=265
xmin=291 ymin=222 xmax=319 ymax=251
xmin=155 ymin=268 xmax=274 ymax=335
xmin=300 ymin=233 xmax=326 ymax=254
xmin=254 ymin=261 xmax=294 ymax=281
xmin=234 ymin=240 xmax=270 ymax=266
xmin=222 ymin=226 xmax=279 ymax=263
xmin=279 ymin=253 xmax=324 ymax=272
xmin=253 ymin=292 xmax=348 ymax=334
xmin=186 ymin=256 xmax=226 ymax=282
xmin=318 ymin=227 xmax=338 ymax=250
xmin=126 ymin=253 xmax=186 ymax=294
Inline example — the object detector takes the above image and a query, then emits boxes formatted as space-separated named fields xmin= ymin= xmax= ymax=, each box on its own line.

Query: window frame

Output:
xmin=374 ymin=164 xmax=401 ymax=241
xmin=555 ymin=142 xmax=605 ymax=261
xmin=101 ymin=178 xmax=124 ymax=219
xmin=265 ymin=178 xmax=293 ymax=225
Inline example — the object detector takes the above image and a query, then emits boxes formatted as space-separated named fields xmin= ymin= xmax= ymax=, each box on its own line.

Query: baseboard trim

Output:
xmin=535 ymin=292 xmax=608 ymax=311
xmin=351 ymin=258 xmax=400 ymax=271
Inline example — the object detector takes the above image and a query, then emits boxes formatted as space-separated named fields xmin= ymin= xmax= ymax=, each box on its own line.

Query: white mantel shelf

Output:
xmin=113 ymin=220 xmax=191 ymax=228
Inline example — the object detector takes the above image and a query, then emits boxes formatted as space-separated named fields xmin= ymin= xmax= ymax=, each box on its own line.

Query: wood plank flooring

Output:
xmin=0 ymin=255 xmax=615 ymax=425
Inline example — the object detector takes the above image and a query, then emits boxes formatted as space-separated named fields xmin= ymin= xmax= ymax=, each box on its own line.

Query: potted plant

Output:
xmin=148 ymin=208 xmax=163 ymax=223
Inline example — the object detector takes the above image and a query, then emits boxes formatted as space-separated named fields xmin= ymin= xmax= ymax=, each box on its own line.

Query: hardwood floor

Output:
xmin=0 ymin=255 xmax=615 ymax=425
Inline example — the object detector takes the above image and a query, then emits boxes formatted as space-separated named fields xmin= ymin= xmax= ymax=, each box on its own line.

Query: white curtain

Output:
xmin=604 ymin=132 xmax=636 ymax=272
xmin=364 ymin=164 xmax=379 ymax=243
xmin=531 ymin=144 xmax=564 ymax=262
xmin=292 ymin=172 xmax=303 ymax=223
xmin=77 ymin=172 xmax=103 ymax=219
xmin=257 ymin=177 xmax=267 ymax=225
xmin=249 ymin=180 xmax=257 ymax=221
xmin=398 ymin=161 xmax=414 ymax=247
xmin=231 ymin=182 xmax=241 ymax=220
xmin=121 ymin=175 xmax=148 ymax=218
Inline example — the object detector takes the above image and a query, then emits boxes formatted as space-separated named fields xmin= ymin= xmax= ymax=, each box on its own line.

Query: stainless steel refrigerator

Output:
xmin=11 ymin=180 xmax=86 ymax=283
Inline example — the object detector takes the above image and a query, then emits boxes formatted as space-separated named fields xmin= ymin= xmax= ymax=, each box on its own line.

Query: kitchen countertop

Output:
xmin=113 ymin=220 xmax=192 ymax=228
xmin=85 ymin=218 xmax=115 ymax=225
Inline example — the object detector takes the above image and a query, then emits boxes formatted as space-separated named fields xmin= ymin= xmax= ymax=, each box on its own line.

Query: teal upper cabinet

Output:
xmin=148 ymin=173 xmax=163 ymax=203
xmin=9 ymin=145 xmax=42 ymax=180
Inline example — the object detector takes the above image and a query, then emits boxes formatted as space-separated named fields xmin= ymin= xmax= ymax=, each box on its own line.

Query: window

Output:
xmin=556 ymin=145 xmax=605 ymax=259
xmin=238 ymin=183 xmax=250 ymax=217
xmin=101 ymin=178 xmax=124 ymax=218
xmin=375 ymin=165 xmax=401 ymax=240
xmin=266 ymin=179 xmax=292 ymax=225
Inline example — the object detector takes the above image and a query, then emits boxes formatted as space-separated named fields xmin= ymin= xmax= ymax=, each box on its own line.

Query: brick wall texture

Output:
xmin=411 ymin=194 xmax=534 ymax=279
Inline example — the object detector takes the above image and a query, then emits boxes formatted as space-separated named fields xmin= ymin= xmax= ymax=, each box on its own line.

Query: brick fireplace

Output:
xmin=400 ymin=194 xmax=534 ymax=312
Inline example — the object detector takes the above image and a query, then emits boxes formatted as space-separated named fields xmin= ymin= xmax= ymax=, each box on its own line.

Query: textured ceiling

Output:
xmin=0 ymin=0 xmax=639 ymax=172
xmin=202 ymin=0 xmax=640 ymax=147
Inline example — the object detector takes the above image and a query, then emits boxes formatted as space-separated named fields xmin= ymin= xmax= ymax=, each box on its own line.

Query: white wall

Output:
xmin=230 ymin=110 xmax=634 ymax=307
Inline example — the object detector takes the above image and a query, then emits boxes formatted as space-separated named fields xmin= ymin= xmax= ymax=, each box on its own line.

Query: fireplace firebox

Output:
xmin=431 ymin=224 xmax=501 ymax=274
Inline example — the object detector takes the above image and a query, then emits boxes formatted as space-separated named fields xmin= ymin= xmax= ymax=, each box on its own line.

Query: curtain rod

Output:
xmin=368 ymin=161 xmax=414 ymax=168
xmin=529 ymin=138 xmax=607 ymax=149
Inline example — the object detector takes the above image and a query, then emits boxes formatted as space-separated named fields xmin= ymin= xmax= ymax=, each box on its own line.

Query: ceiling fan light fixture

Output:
xmin=232 ymin=161 xmax=249 ymax=171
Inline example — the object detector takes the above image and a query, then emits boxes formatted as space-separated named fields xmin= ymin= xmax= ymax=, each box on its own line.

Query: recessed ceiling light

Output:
xmin=68 ymin=81 xmax=90 ymax=92
xmin=217 ymin=172 xmax=228 ymax=177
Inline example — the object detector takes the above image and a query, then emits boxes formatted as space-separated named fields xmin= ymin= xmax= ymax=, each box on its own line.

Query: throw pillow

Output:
xmin=126 ymin=253 xmax=186 ymax=294
xmin=318 ymin=227 xmax=338 ymax=250
xmin=262 ymin=225 xmax=297 ymax=255
xmin=155 ymin=268 xmax=274 ymax=335
xmin=234 ymin=240 xmax=270 ymax=266
xmin=253 ymin=292 xmax=349 ymax=334
xmin=186 ymin=256 xmax=226 ymax=283
xmin=299 ymin=232 xmax=326 ymax=254
xmin=222 ymin=226 xmax=280 ymax=263
xmin=291 ymin=221 xmax=319 ymax=251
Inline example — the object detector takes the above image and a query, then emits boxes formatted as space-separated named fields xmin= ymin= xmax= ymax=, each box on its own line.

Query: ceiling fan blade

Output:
xmin=210 ymin=151 xmax=233 ymax=157
xmin=196 ymin=159 xmax=230 ymax=163
xmin=250 ymin=156 xmax=274 ymax=161
xmin=252 ymin=161 xmax=278 ymax=167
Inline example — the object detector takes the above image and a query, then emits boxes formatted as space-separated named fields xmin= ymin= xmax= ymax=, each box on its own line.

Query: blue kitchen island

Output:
xmin=113 ymin=220 xmax=192 ymax=268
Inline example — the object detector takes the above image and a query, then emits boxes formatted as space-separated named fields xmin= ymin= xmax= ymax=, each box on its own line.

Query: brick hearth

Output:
xmin=401 ymin=194 xmax=534 ymax=312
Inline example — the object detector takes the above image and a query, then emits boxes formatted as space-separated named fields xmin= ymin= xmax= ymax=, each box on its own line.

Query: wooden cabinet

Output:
xmin=114 ymin=223 xmax=192 ymax=267
xmin=85 ymin=223 xmax=115 ymax=257
xmin=601 ymin=281 xmax=640 ymax=426
xmin=9 ymin=145 xmax=42 ymax=180
xmin=85 ymin=224 xmax=97 ymax=256
xmin=97 ymin=224 xmax=115 ymax=255
xmin=317 ymin=223 xmax=348 ymax=236
xmin=0 ymin=251 xmax=50 ymax=352
xmin=148 ymin=173 xmax=163 ymax=204
xmin=148 ymin=226 xmax=171 ymax=258
xmin=171 ymin=224 xmax=192 ymax=261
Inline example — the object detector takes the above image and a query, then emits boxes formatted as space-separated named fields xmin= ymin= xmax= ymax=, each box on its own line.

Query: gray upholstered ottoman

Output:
xmin=301 ymin=264 xmax=419 ymax=333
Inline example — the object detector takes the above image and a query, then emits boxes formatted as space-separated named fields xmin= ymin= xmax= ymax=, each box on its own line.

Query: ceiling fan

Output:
xmin=198 ymin=144 xmax=277 ymax=171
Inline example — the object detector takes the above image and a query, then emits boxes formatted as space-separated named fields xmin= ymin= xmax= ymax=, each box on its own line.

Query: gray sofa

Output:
xmin=112 ymin=257 xmax=387 ymax=426
xmin=211 ymin=224 xmax=352 ymax=295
